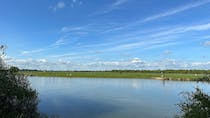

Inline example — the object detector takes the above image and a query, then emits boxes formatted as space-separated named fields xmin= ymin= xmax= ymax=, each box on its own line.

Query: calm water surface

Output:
xmin=29 ymin=77 xmax=210 ymax=118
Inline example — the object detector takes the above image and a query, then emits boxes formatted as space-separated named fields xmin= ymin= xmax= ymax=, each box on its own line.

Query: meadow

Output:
xmin=22 ymin=70 xmax=209 ymax=81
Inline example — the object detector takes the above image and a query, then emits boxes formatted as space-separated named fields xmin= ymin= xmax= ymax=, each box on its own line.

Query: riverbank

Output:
xmin=22 ymin=71 xmax=210 ymax=81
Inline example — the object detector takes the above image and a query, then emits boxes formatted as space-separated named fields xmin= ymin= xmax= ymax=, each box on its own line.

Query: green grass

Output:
xmin=22 ymin=71 xmax=207 ymax=81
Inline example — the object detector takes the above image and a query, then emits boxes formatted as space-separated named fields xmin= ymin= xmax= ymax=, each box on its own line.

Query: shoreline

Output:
xmin=27 ymin=75 xmax=208 ymax=82
xmin=28 ymin=76 xmax=200 ymax=81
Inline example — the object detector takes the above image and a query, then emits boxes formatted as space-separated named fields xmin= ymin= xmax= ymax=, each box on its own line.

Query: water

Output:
xmin=29 ymin=77 xmax=210 ymax=118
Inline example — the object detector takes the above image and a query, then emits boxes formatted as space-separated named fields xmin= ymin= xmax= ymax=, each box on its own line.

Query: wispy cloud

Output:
xmin=55 ymin=22 xmax=210 ymax=55
xmin=150 ymin=23 xmax=210 ymax=37
xmin=112 ymin=0 xmax=129 ymax=7
xmin=50 ymin=1 xmax=66 ymax=11
xmin=102 ymin=36 xmax=178 ymax=52
xmin=142 ymin=0 xmax=210 ymax=22
xmin=61 ymin=24 xmax=94 ymax=34
xmin=21 ymin=49 xmax=45 ymax=55
xmin=6 ymin=56 xmax=210 ymax=70
xmin=164 ymin=50 xmax=172 ymax=55
xmin=56 ymin=23 xmax=190 ymax=53
xmin=91 ymin=0 xmax=130 ymax=15
xmin=50 ymin=53 xmax=76 ymax=58
xmin=61 ymin=26 xmax=86 ymax=32
xmin=203 ymin=41 xmax=210 ymax=46
xmin=61 ymin=24 xmax=115 ymax=37
xmin=70 ymin=0 xmax=83 ymax=8
xmin=72 ymin=0 xmax=77 ymax=3
xmin=104 ymin=0 xmax=210 ymax=32
xmin=201 ymin=35 xmax=210 ymax=39
xmin=105 ymin=0 xmax=130 ymax=13
xmin=185 ymin=23 xmax=210 ymax=31
xmin=52 ymin=39 xmax=66 ymax=46
xmin=143 ymin=42 xmax=179 ymax=50
xmin=21 ymin=38 xmax=68 ymax=55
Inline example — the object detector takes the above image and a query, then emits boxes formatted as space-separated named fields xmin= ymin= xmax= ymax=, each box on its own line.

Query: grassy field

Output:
xmin=22 ymin=71 xmax=208 ymax=81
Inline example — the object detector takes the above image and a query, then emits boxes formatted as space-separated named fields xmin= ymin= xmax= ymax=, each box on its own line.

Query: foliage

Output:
xmin=0 ymin=45 xmax=40 ymax=118
xmin=197 ymin=75 xmax=210 ymax=81
xmin=112 ymin=70 xmax=210 ymax=74
xmin=176 ymin=88 xmax=210 ymax=118
xmin=9 ymin=66 xmax=20 ymax=73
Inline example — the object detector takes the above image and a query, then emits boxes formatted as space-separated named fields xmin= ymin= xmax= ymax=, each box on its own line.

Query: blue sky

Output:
xmin=1 ymin=0 xmax=210 ymax=70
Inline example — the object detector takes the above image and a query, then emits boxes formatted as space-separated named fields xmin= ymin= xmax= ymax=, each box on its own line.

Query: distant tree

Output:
xmin=176 ymin=88 xmax=210 ymax=118
xmin=9 ymin=66 xmax=20 ymax=74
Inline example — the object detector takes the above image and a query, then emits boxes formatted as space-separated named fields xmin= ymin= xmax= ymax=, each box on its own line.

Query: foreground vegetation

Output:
xmin=176 ymin=88 xmax=210 ymax=118
xmin=0 ymin=67 xmax=41 ymax=118
xmin=22 ymin=70 xmax=210 ymax=81
xmin=0 ymin=46 xmax=40 ymax=117
xmin=0 ymin=46 xmax=58 ymax=118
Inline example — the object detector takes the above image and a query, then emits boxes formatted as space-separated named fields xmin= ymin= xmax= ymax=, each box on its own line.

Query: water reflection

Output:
xmin=40 ymin=96 xmax=119 ymax=118
xmin=29 ymin=77 xmax=210 ymax=118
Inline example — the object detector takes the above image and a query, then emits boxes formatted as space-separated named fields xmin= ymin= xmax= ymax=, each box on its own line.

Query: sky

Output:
xmin=0 ymin=0 xmax=210 ymax=70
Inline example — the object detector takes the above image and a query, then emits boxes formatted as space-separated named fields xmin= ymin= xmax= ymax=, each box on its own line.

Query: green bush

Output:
xmin=0 ymin=46 xmax=40 ymax=118
xmin=198 ymin=75 xmax=210 ymax=81
xmin=176 ymin=88 xmax=210 ymax=118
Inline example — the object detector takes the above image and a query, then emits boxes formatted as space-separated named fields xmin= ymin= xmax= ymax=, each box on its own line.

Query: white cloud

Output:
xmin=5 ymin=57 xmax=210 ymax=70
xmin=112 ymin=0 xmax=129 ymax=7
xmin=164 ymin=50 xmax=172 ymax=55
xmin=79 ymin=1 xmax=83 ymax=5
xmin=143 ymin=42 xmax=179 ymax=50
xmin=21 ymin=49 xmax=44 ymax=55
xmin=191 ymin=62 xmax=210 ymax=69
xmin=103 ymin=36 xmax=178 ymax=52
xmin=57 ymin=1 xmax=65 ymax=8
xmin=201 ymin=35 xmax=210 ymax=39
xmin=184 ymin=23 xmax=210 ymax=31
xmin=37 ymin=59 xmax=47 ymax=63
xmin=142 ymin=0 xmax=210 ymax=22
xmin=61 ymin=24 xmax=92 ymax=33
xmin=51 ymin=1 xmax=66 ymax=11
xmin=61 ymin=26 xmax=84 ymax=32
xmin=106 ymin=0 xmax=210 ymax=32
xmin=91 ymin=0 xmax=129 ymax=15
xmin=70 ymin=0 xmax=83 ymax=8
xmin=21 ymin=37 xmax=70 ymax=55
xmin=203 ymin=41 xmax=210 ymax=46
xmin=53 ymin=39 xmax=66 ymax=46
xmin=50 ymin=53 xmax=76 ymax=58
xmin=130 ymin=58 xmax=143 ymax=63
xmin=52 ymin=22 xmax=210 ymax=56
xmin=150 ymin=23 xmax=210 ymax=37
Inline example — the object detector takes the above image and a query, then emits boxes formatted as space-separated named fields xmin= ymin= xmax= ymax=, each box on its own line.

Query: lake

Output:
xmin=29 ymin=77 xmax=210 ymax=118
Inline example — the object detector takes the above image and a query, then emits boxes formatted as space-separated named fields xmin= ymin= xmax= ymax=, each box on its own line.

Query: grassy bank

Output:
xmin=22 ymin=71 xmax=209 ymax=81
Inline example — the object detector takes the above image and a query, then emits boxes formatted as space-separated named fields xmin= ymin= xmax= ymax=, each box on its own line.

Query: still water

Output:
xmin=29 ymin=77 xmax=210 ymax=118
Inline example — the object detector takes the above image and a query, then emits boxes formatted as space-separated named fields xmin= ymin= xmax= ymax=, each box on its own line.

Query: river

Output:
xmin=29 ymin=77 xmax=210 ymax=118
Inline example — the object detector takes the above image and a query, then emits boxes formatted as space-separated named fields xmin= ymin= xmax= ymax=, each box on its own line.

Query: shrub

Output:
xmin=176 ymin=88 xmax=210 ymax=118
xmin=0 ymin=45 xmax=40 ymax=118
